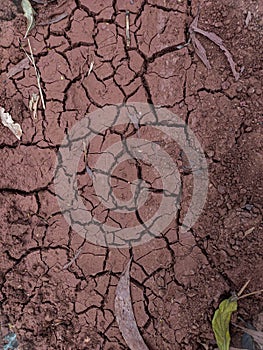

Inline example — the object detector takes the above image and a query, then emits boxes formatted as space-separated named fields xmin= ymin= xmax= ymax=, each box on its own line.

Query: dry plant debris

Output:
xmin=22 ymin=0 xmax=36 ymax=38
xmin=62 ymin=248 xmax=82 ymax=270
xmin=126 ymin=11 xmax=131 ymax=47
xmin=29 ymin=93 xmax=40 ymax=119
xmin=0 ymin=107 xmax=22 ymax=140
xmin=7 ymin=58 xmax=30 ymax=78
xmin=39 ymin=12 xmax=68 ymax=26
xmin=189 ymin=13 xmax=242 ymax=80
xmin=234 ymin=324 xmax=263 ymax=349
xmin=115 ymin=259 xmax=149 ymax=350
xmin=21 ymin=39 xmax=46 ymax=110
xmin=87 ymin=61 xmax=94 ymax=76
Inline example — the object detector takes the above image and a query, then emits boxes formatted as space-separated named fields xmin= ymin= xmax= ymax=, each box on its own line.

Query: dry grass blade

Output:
xmin=126 ymin=11 xmax=131 ymax=47
xmin=237 ymin=280 xmax=251 ymax=297
xmin=62 ymin=248 xmax=82 ymax=270
xmin=22 ymin=39 xmax=46 ymax=110
xmin=115 ymin=259 xmax=149 ymax=350
xmin=238 ymin=289 xmax=263 ymax=300
xmin=190 ymin=13 xmax=241 ymax=80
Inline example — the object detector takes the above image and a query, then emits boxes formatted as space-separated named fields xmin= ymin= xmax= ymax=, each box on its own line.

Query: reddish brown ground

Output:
xmin=0 ymin=0 xmax=262 ymax=349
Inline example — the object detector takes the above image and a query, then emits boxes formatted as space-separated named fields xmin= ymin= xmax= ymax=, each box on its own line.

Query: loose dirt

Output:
xmin=0 ymin=0 xmax=262 ymax=349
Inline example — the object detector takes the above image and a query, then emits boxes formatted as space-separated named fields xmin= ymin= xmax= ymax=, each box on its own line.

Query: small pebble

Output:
xmin=221 ymin=81 xmax=230 ymax=90
xmin=244 ymin=203 xmax=253 ymax=211
xmin=206 ymin=150 xmax=215 ymax=158
xmin=214 ymin=21 xmax=223 ymax=28
xmin=247 ymin=87 xmax=255 ymax=96
xmin=217 ymin=185 xmax=225 ymax=194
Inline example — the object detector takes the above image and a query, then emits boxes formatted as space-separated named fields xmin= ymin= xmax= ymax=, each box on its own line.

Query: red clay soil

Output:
xmin=0 ymin=0 xmax=262 ymax=349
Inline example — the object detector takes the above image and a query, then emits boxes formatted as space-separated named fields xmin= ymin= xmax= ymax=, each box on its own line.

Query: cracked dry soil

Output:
xmin=0 ymin=0 xmax=262 ymax=349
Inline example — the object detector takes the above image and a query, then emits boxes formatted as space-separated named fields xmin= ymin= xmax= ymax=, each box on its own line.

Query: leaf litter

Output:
xmin=39 ymin=12 xmax=68 ymax=26
xmin=7 ymin=58 xmax=30 ymax=78
xmin=115 ymin=258 xmax=149 ymax=350
xmin=189 ymin=12 xmax=242 ymax=80
xmin=234 ymin=324 xmax=263 ymax=349
xmin=0 ymin=107 xmax=22 ymax=140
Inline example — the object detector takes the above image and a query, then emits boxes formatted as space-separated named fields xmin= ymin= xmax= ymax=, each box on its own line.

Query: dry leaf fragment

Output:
xmin=7 ymin=58 xmax=30 ymax=78
xmin=0 ymin=107 xmax=22 ymax=140
xmin=190 ymin=13 xmax=242 ymax=80
xmin=115 ymin=259 xmax=149 ymax=350
xmin=245 ymin=11 xmax=252 ymax=27
xmin=22 ymin=0 xmax=36 ymax=38
xmin=234 ymin=324 xmax=263 ymax=349
xmin=87 ymin=61 xmax=94 ymax=76
xmin=39 ymin=12 xmax=68 ymax=25
xmin=190 ymin=32 xmax=211 ymax=70
xmin=241 ymin=322 xmax=256 ymax=350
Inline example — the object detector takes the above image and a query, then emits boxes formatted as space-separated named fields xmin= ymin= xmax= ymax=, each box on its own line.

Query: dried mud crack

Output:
xmin=0 ymin=0 xmax=262 ymax=349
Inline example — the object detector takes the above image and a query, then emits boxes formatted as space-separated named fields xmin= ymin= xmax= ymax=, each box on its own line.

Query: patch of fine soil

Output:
xmin=0 ymin=0 xmax=262 ymax=349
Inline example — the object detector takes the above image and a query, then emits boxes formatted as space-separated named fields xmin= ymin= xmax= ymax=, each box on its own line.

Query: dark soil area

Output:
xmin=0 ymin=0 xmax=262 ymax=349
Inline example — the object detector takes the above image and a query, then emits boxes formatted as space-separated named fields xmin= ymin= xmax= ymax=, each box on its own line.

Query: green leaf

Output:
xmin=212 ymin=296 xmax=238 ymax=350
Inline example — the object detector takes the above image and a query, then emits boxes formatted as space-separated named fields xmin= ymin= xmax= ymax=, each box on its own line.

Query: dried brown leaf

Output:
xmin=234 ymin=324 xmax=263 ymax=348
xmin=0 ymin=107 xmax=22 ymax=140
xmin=115 ymin=259 xmax=149 ymax=350
xmin=190 ymin=13 xmax=241 ymax=80
xmin=39 ymin=12 xmax=68 ymax=25
xmin=7 ymin=58 xmax=30 ymax=78
xmin=190 ymin=33 xmax=211 ymax=70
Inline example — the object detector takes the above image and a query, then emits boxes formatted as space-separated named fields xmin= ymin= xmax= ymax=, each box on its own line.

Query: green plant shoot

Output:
xmin=212 ymin=296 xmax=238 ymax=350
